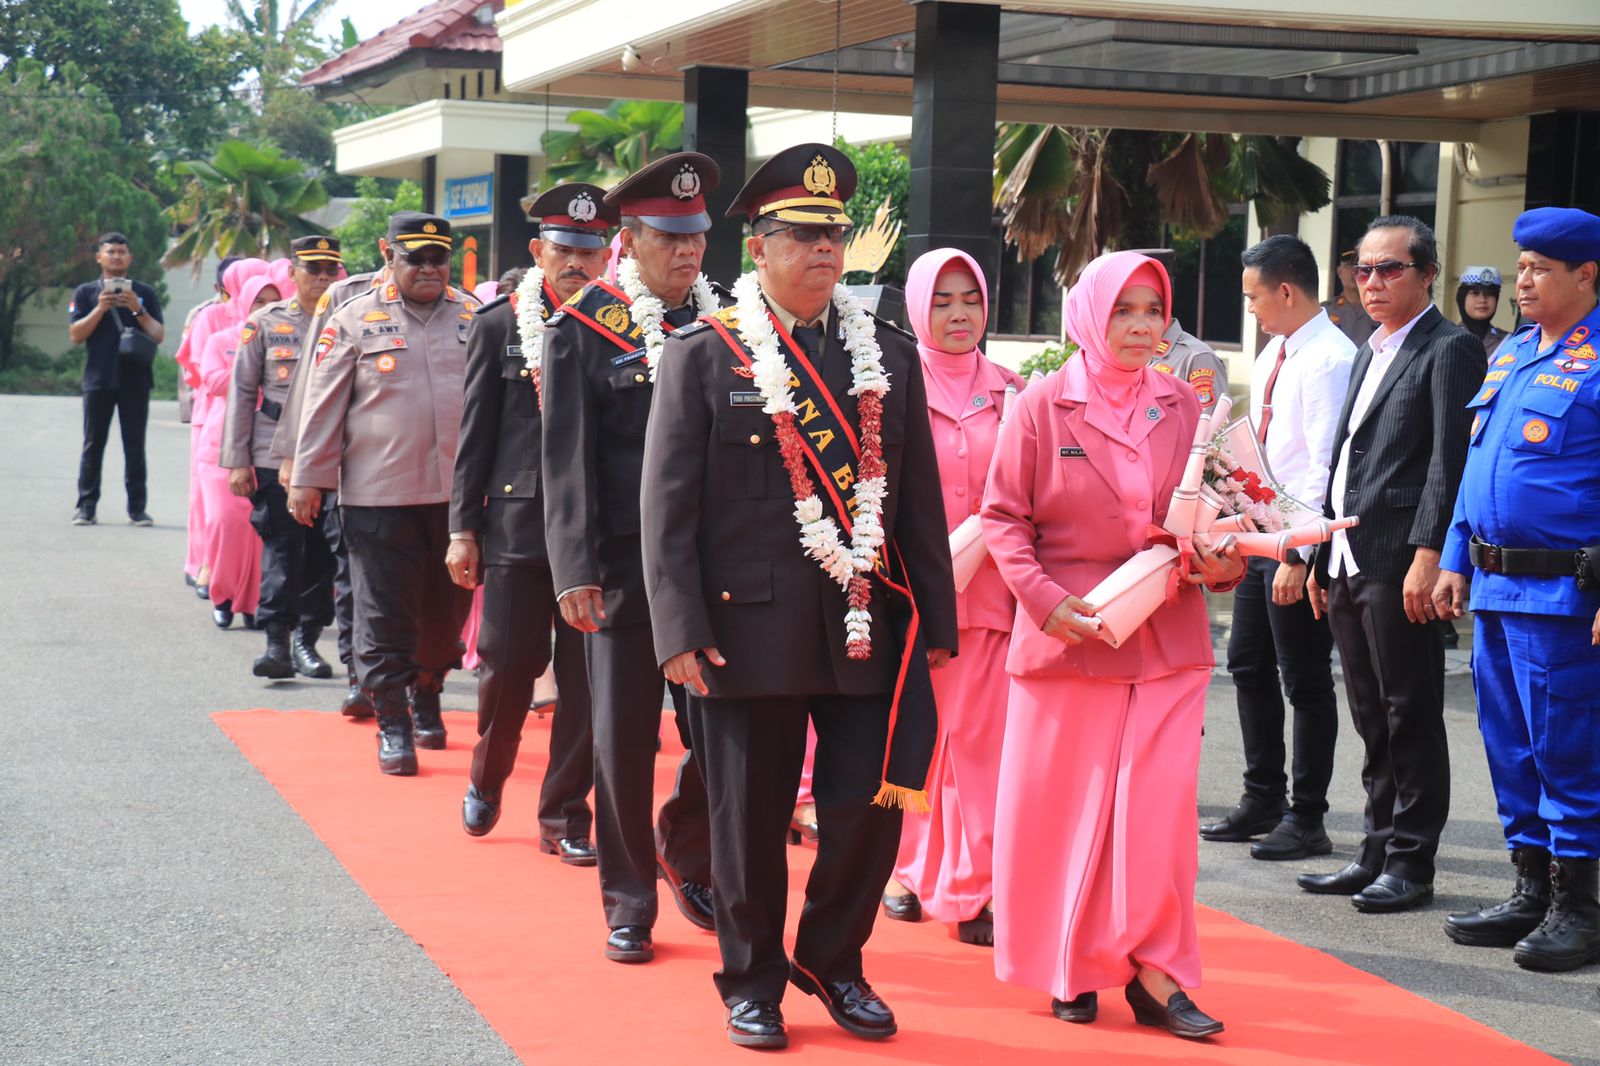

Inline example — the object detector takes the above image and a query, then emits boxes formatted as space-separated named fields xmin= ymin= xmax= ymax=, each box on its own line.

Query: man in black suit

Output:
xmin=446 ymin=184 xmax=618 ymax=863
xmin=541 ymin=153 xmax=724 ymax=964
xmin=1300 ymin=215 xmax=1485 ymax=913
xmin=640 ymin=143 xmax=958 ymax=1049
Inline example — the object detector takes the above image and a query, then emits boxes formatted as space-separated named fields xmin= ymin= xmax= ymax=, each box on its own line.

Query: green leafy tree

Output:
xmin=333 ymin=177 xmax=424 ymax=275
xmin=540 ymin=101 xmax=685 ymax=188
xmin=226 ymin=1 xmax=338 ymax=88
xmin=163 ymin=140 xmax=329 ymax=269
xmin=837 ymin=138 xmax=911 ymax=288
xmin=0 ymin=61 xmax=166 ymax=369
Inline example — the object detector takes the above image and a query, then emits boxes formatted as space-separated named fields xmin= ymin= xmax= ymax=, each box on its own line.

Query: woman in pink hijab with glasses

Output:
xmin=982 ymin=250 xmax=1242 ymax=1039
xmin=878 ymin=248 xmax=1022 ymax=945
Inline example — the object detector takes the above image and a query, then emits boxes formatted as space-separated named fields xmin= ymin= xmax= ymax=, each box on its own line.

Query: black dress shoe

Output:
xmin=604 ymin=925 xmax=653 ymax=963
xmin=185 ymin=573 xmax=198 ymax=588
xmin=1200 ymin=793 xmax=1284 ymax=842
xmin=658 ymin=858 xmax=716 ymax=930
xmin=194 ymin=583 xmax=210 ymax=601
xmin=241 ymin=612 xmax=260 ymax=630
xmin=1124 ymin=978 xmax=1224 ymax=1039
xmin=1250 ymin=814 xmax=1334 ymax=861
xmin=1352 ymin=873 xmax=1434 ymax=913
xmin=957 ymin=905 xmax=994 ymax=946
xmin=727 ymin=999 xmax=787 ymax=1049
xmin=539 ymin=836 xmax=598 ymax=866
xmin=129 ymin=512 xmax=153 ymax=527
xmin=880 ymin=890 xmax=922 ymax=923
xmin=789 ymin=963 xmax=897 ymax=1040
xmin=462 ymin=785 xmax=501 ymax=837
xmin=1297 ymin=862 xmax=1377 ymax=895
xmin=212 ymin=602 xmax=234 ymax=629
xmin=1050 ymin=991 xmax=1097 ymax=1023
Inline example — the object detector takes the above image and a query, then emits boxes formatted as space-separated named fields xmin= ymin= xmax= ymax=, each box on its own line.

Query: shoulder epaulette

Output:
xmin=672 ymin=319 xmax=714 ymax=338
xmin=477 ymin=293 xmax=511 ymax=314
xmin=870 ymin=314 xmax=917 ymax=344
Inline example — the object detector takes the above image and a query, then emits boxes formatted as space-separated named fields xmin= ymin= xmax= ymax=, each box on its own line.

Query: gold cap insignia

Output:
xmin=317 ymin=238 xmax=330 ymax=250
xmin=423 ymin=222 xmax=438 ymax=234
xmin=803 ymin=156 xmax=837 ymax=197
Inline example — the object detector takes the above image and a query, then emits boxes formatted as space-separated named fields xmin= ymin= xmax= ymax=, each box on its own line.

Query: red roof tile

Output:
xmin=301 ymin=0 xmax=503 ymax=88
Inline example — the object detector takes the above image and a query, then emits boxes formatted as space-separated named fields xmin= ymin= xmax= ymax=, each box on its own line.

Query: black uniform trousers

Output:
xmin=249 ymin=466 xmax=335 ymax=630
xmin=1327 ymin=572 xmax=1451 ymax=882
xmin=685 ymin=691 xmax=901 ymax=1006
xmin=472 ymin=561 xmax=595 ymax=841
xmin=1226 ymin=556 xmax=1339 ymax=818
xmin=320 ymin=493 xmax=356 ymax=667
xmin=586 ymin=623 xmax=710 ymax=929
xmin=77 ymin=383 xmax=149 ymax=515
xmin=342 ymin=503 xmax=471 ymax=694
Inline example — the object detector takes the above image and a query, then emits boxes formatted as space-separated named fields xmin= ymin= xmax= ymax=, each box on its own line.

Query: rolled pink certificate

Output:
xmin=1082 ymin=545 xmax=1180 ymax=649
xmin=1214 ymin=516 xmax=1360 ymax=563
xmin=949 ymin=516 xmax=987 ymax=593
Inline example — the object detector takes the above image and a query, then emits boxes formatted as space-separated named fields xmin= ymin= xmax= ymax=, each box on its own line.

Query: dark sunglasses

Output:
xmin=300 ymin=261 xmax=341 ymax=276
xmin=403 ymin=249 xmax=450 ymax=268
xmin=1352 ymin=260 xmax=1419 ymax=283
xmin=768 ymin=223 xmax=853 ymax=246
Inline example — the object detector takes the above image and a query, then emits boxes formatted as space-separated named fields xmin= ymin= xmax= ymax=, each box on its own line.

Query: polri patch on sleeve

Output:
xmin=1059 ymin=446 xmax=1086 ymax=458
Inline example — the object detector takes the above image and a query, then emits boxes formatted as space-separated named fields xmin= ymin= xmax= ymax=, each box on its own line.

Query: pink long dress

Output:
xmin=981 ymin=251 xmax=1217 ymax=1002
xmin=197 ymin=324 xmax=262 ymax=616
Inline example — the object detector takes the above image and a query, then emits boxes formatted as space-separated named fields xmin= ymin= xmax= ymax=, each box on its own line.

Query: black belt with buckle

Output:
xmin=1470 ymin=537 xmax=1598 ymax=588
xmin=259 ymin=397 xmax=283 ymax=421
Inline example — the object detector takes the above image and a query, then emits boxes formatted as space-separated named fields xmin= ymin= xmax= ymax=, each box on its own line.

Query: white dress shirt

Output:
xmin=1249 ymin=310 xmax=1355 ymax=562
xmin=1327 ymin=304 xmax=1432 ymax=577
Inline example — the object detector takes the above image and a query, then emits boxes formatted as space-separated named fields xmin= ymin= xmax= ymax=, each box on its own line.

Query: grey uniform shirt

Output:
xmin=291 ymin=280 xmax=479 ymax=507
xmin=221 ymin=297 xmax=308 ymax=470
xmin=1151 ymin=319 xmax=1229 ymax=414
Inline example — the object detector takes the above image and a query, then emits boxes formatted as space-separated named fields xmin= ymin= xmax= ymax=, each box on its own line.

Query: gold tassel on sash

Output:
xmin=872 ymin=781 xmax=931 ymax=814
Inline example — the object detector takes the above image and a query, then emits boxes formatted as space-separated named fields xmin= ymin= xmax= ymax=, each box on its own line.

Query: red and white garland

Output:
xmin=732 ymin=271 xmax=889 ymax=659
xmin=513 ymin=263 xmax=547 ymax=394
xmin=618 ymin=255 xmax=718 ymax=382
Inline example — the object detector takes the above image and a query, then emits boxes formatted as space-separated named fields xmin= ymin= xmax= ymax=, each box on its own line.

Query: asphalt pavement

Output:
xmin=1 ymin=394 xmax=1595 ymax=1064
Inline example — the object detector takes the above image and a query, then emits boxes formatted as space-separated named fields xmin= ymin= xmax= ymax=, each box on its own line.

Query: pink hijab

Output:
xmin=237 ymin=276 xmax=282 ymax=323
xmin=268 ymin=257 xmax=297 ymax=306
xmin=177 ymin=258 xmax=271 ymax=381
xmin=905 ymin=247 xmax=989 ymax=361
xmin=1065 ymin=250 xmax=1172 ymax=419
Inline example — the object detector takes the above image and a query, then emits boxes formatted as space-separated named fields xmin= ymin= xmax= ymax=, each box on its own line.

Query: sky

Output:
xmin=177 ymin=0 xmax=405 ymax=40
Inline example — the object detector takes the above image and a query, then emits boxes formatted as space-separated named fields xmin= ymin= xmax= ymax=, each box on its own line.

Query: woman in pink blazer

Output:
xmin=881 ymin=248 xmax=1024 ymax=945
xmin=981 ymin=251 xmax=1242 ymax=1039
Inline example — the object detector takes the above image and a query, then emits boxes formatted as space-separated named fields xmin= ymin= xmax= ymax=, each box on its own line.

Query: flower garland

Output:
xmin=617 ymin=255 xmax=718 ymax=381
xmin=513 ymin=264 xmax=547 ymax=398
xmin=731 ymin=271 xmax=890 ymax=659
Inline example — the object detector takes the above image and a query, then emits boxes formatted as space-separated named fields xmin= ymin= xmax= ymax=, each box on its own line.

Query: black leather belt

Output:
xmin=1470 ymin=536 xmax=1581 ymax=577
xmin=259 ymin=397 xmax=283 ymax=421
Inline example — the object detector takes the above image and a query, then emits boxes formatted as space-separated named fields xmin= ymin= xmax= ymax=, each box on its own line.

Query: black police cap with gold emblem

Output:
xmin=291 ymin=235 xmax=342 ymax=263
xmin=526 ymin=182 xmax=619 ymax=249
xmin=603 ymin=152 xmax=720 ymax=235
xmin=387 ymin=211 xmax=452 ymax=251
xmin=726 ymin=143 xmax=855 ymax=225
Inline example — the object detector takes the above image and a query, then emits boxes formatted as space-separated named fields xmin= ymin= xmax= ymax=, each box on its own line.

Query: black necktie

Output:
xmin=792 ymin=324 xmax=823 ymax=360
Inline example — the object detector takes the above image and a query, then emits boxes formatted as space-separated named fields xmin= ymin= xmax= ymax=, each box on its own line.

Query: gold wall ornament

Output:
xmin=842 ymin=196 xmax=902 ymax=277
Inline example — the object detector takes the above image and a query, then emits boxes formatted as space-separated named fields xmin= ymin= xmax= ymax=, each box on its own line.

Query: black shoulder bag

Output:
xmin=110 ymin=299 xmax=160 ymax=368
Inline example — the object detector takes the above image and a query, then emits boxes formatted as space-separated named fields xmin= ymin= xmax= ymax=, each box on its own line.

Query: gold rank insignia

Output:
xmin=383 ymin=282 xmax=399 ymax=302
xmin=803 ymin=155 xmax=837 ymax=197
xmin=272 ymin=322 xmax=295 ymax=334
xmin=363 ymin=310 xmax=391 ymax=322
xmin=270 ymin=346 xmax=293 ymax=359
xmin=1154 ymin=339 xmax=1172 ymax=356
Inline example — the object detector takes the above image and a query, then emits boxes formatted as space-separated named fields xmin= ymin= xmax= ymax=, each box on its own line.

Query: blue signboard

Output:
xmin=443 ymin=174 xmax=494 ymax=219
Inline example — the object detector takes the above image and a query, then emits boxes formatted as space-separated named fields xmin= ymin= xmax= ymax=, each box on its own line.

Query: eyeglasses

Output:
xmin=767 ymin=223 xmax=853 ymax=246
xmin=402 ymin=250 xmax=450 ymax=268
xmin=300 ymin=262 xmax=341 ymax=276
xmin=1352 ymin=260 xmax=1420 ymax=283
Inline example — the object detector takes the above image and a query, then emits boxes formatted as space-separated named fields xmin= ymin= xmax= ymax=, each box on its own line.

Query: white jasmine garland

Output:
xmin=513 ymin=264 xmax=547 ymax=375
xmin=617 ymin=255 xmax=718 ymax=381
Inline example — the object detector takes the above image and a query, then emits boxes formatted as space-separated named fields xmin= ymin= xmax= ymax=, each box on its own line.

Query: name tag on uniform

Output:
xmin=1059 ymin=447 xmax=1086 ymax=458
xmin=506 ymin=344 xmax=522 ymax=358
xmin=611 ymin=349 xmax=647 ymax=368
xmin=729 ymin=391 xmax=763 ymax=407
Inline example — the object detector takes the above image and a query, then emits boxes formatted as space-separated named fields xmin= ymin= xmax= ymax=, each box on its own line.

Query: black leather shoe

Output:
xmin=789 ymin=963 xmax=897 ymax=1040
xmin=252 ymin=624 xmax=295 ymax=680
xmin=1298 ymin=862 xmax=1377 ymax=895
xmin=72 ymin=507 xmax=96 ymax=526
xmin=212 ymin=602 xmax=234 ymax=629
xmin=1513 ymin=857 xmax=1600 ymax=972
xmin=1352 ymin=873 xmax=1434 ymax=913
xmin=129 ymin=512 xmax=153 ymax=527
xmin=1250 ymin=814 xmax=1334 ymax=861
xmin=658 ymin=858 xmax=716 ymax=931
xmin=727 ymin=999 xmax=787 ymax=1049
xmin=374 ymin=693 xmax=417 ymax=776
xmin=880 ymin=890 xmax=922 ymax=923
xmin=194 ymin=583 xmax=210 ymax=601
xmin=462 ymin=785 xmax=501 ymax=837
xmin=291 ymin=625 xmax=334 ymax=679
xmin=340 ymin=666 xmax=375 ymax=719
xmin=1445 ymin=846 xmax=1551 ymax=947
xmin=604 ymin=925 xmax=653 ymax=963
xmin=1124 ymin=978 xmax=1224 ymax=1039
xmin=539 ymin=836 xmax=598 ymax=866
xmin=957 ymin=905 xmax=994 ymax=946
xmin=410 ymin=676 xmax=446 ymax=749
xmin=241 ymin=613 xmax=260 ymax=630
xmin=1200 ymin=793 xmax=1284 ymax=842
xmin=1050 ymin=991 xmax=1098 ymax=1024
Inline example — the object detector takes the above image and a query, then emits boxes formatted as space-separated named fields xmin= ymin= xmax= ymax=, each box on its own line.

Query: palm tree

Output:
xmin=227 ymin=0 xmax=339 ymax=90
xmin=995 ymin=126 xmax=1331 ymax=286
xmin=538 ymin=101 xmax=685 ymax=189
xmin=162 ymin=140 xmax=328 ymax=269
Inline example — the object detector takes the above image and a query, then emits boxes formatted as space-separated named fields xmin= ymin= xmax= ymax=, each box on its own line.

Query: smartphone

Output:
xmin=104 ymin=277 xmax=131 ymax=294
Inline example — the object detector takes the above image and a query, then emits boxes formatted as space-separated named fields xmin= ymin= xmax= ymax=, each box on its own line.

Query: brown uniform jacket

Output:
xmin=220 ymin=297 xmax=309 ymax=470
xmin=290 ymin=279 xmax=478 ymax=506
xmin=1150 ymin=319 xmax=1229 ymax=414
xmin=640 ymin=301 xmax=959 ymax=698
xmin=269 ymin=270 xmax=384 ymax=464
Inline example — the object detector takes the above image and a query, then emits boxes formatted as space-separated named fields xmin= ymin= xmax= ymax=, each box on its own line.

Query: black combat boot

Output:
xmin=411 ymin=672 xmax=447 ymax=750
xmin=340 ymin=664 xmax=375 ymax=719
xmin=1513 ymin=857 xmax=1600 ymax=972
xmin=373 ymin=689 xmax=417 ymax=776
xmin=1444 ymin=846 xmax=1551 ymax=947
xmin=251 ymin=623 xmax=295 ymax=680
xmin=291 ymin=625 xmax=334 ymax=679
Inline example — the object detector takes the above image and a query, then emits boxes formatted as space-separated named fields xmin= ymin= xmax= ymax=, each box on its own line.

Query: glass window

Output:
xmin=1164 ymin=205 xmax=1244 ymax=347
xmin=1331 ymin=140 xmax=1438 ymax=276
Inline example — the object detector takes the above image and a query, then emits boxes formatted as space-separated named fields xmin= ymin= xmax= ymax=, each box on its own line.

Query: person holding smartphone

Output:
xmin=67 ymin=232 xmax=165 ymax=526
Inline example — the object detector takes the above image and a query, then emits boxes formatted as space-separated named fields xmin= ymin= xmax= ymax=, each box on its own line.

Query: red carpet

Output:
xmin=215 ymin=708 xmax=1558 ymax=1065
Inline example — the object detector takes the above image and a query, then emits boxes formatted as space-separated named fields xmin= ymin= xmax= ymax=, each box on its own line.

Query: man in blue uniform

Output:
xmin=1434 ymin=206 xmax=1600 ymax=973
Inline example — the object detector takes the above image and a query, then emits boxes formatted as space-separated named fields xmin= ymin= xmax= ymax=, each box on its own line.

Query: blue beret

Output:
xmin=1513 ymin=207 xmax=1600 ymax=263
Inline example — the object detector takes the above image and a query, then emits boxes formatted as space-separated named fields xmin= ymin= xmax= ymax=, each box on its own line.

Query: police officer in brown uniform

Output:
xmin=1323 ymin=250 xmax=1378 ymax=349
xmin=446 ymin=184 xmax=616 ymax=863
xmin=277 ymin=251 xmax=393 ymax=718
xmin=289 ymin=213 xmax=477 ymax=776
xmin=640 ymin=144 xmax=957 ymax=1049
xmin=541 ymin=153 xmax=724 ymax=963
xmin=222 ymin=236 xmax=343 ymax=681
xmin=1152 ymin=318 xmax=1230 ymax=415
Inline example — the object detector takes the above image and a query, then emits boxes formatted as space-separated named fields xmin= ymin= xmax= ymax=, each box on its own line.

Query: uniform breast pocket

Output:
xmin=502 ymin=351 xmax=533 ymax=383
xmin=1508 ymin=386 xmax=1576 ymax=455
xmin=265 ymin=348 xmax=299 ymax=386
xmin=358 ymin=332 xmax=409 ymax=380
xmin=717 ymin=416 xmax=774 ymax=499
xmin=1465 ymin=391 xmax=1495 ymax=446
